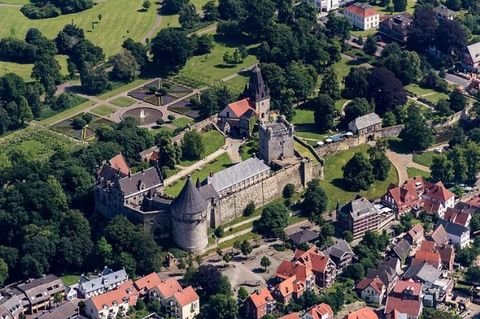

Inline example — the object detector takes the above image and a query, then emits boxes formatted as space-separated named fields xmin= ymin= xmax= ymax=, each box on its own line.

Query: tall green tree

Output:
xmin=430 ymin=155 xmax=454 ymax=183
xmin=313 ymin=94 xmax=336 ymax=132
xmin=31 ymin=54 xmax=62 ymax=97
xmin=302 ymin=179 xmax=328 ymax=221
xmin=151 ymin=28 xmax=192 ymax=73
xmin=255 ymin=203 xmax=289 ymax=238
xmin=400 ymin=107 xmax=434 ymax=152
xmin=181 ymin=130 xmax=205 ymax=160
xmin=343 ymin=153 xmax=374 ymax=191
xmin=368 ymin=141 xmax=390 ymax=181
xmin=319 ymin=67 xmax=341 ymax=100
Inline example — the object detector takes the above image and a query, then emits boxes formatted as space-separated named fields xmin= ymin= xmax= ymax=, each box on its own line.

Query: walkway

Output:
xmin=386 ymin=150 xmax=431 ymax=185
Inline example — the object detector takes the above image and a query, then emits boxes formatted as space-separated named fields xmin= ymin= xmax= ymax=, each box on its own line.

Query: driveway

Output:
xmin=386 ymin=150 xmax=431 ymax=185
xmin=445 ymin=73 xmax=471 ymax=88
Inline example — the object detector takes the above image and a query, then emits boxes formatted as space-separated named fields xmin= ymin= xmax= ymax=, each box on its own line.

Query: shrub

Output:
xmin=214 ymin=226 xmax=224 ymax=238
xmin=243 ymin=202 xmax=255 ymax=216
xmin=167 ymin=114 xmax=176 ymax=121
xmin=283 ymin=184 xmax=295 ymax=198
xmin=20 ymin=3 xmax=61 ymax=19
xmin=156 ymin=119 xmax=165 ymax=126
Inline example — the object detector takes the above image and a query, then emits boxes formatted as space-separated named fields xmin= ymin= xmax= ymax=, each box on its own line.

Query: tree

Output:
xmin=283 ymin=184 xmax=295 ymax=198
xmin=188 ymin=265 xmax=232 ymax=300
xmin=400 ymin=107 xmax=434 ymax=152
xmin=218 ymin=0 xmax=245 ymax=20
xmin=343 ymin=67 xmax=369 ymax=99
xmin=363 ymin=36 xmax=378 ymax=55
xmin=237 ymin=287 xmax=249 ymax=300
xmin=319 ymin=67 xmax=341 ymax=100
xmin=151 ymin=28 xmax=192 ymax=73
xmin=142 ymin=0 xmax=151 ymax=11
xmin=367 ymin=67 xmax=407 ymax=115
xmin=343 ymin=263 xmax=365 ymax=281
xmin=244 ymin=202 xmax=255 ymax=216
xmin=302 ymin=179 xmax=328 ymax=221
xmin=193 ymin=34 xmax=214 ymax=55
xmin=393 ymin=0 xmax=407 ymax=11
xmin=110 ymin=50 xmax=139 ymax=82
xmin=122 ymin=38 xmax=148 ymax=69
xmin=368 ymin=141 xmax=390 ymax=181
xmin=55 ymin=24 xmax=85 ymax=55
xmin=31 ymin=54 xmax=62 ymax=97
xmin=343 ymin=153 xmax=374 ymax=191
xmin=449 ymin=127 xmax=466 ymax=147
xmin=449 ymin=90 xmax=467 ymax=112
xmin=325 ymin=12 xmax=351 ymax=40
xmin=201 ymin=293 xmax=239 ymax=319
xmin=313 ymin=94 xmax=336 ymax=132
xmin=343 ymin=231 xmax=354 ymax=243
xmin=240 ymin=0 xmax=275 ymax=39
xmin=344 ymin=98 xmax=372 ymax=124
xmin=79 ymin=63 xmax=110 ymax=94
xmin=163 ymin=0 xmax=188 ymax=13
xmin=260 ymin=256 xmax=271 ymax=272
xmin=466 ymin=266 xmax=480 ymax=284
xmin=286 ymin=62 xmax=317 ymax=102
xmin=435 ymin=20 xmax=467 ymax=61
xmin=179 ymin=3 xmax=201 ymax=29
xmin=181 ymin=130 xmax=204 ymax=160
xmin=240 ymin=240 xmax=252 ymax=257
xmin=408 ymin=8 xmax=438 ymax=53
xmin=0 ymin=258 xmax=7 ymax=286
xmin=430 ymin=155 xmax=454 ymax=183
xmin=255 ymin=203 xmax=289 ymax=238
xmin=422 ymin=309 xmax=461 ymax=319
xmin=203 ymin=0 xmax=219 ymax=21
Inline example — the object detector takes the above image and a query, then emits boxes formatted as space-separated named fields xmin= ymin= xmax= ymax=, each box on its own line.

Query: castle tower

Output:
xmin=245 ymin=65 xmax=270 ymax=119
xmin=170 ymin=176 xmax=209 ymax=253
xmin=259 ymin=116 xmax=295 ymax=165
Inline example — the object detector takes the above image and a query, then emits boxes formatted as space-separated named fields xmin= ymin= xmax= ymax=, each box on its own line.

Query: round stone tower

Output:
xmin=170 ymin=176 xmax=209 ymax=253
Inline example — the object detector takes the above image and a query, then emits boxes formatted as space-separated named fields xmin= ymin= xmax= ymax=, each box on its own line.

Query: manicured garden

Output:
xmin=0 ymin=0 xmax=157 ymax=56
xmin=171 ymin=117 xmax=193 ymax=129
xmin=164 ymin=153 xmax=232 ymax=196
xmin=39 ymin=100 xmax=96 ymax=126
xmin=91 ymin=105 xmax=116 ymax=116
xmin=110 ymin=96 xmax=136 ymax=108
xmin=319 ymin=144 xmax=399 ymax=211
xmin=178 ymin=129 xmax=225 ymax=166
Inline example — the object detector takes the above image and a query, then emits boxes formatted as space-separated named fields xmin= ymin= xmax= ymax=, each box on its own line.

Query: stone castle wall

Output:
xmin=211 ymin=160 xmax=321 ymax=227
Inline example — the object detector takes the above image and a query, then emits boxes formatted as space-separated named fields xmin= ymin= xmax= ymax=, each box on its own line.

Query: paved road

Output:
xmin=445 ymin=73 xmax=471 ymax=88
xmin=386 ymin=150 xmax=431 ymax=185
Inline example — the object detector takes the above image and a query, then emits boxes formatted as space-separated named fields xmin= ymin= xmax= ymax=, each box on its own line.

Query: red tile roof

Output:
xmin=413 ymin=250 xmax=441 ymax=269
xmin=346 ymin=3 xmax=378 ymax=18
xmin=438 ymin=245 xmax=455 ymax=270
xmin=444 ymin=208 xmax=471 ymax=227
xmin=424 ymin=181 xmax=454 ymax=202
xmin=419 ymin=240 xmax=436 ymax=252
xmin=356 ymin=277 xmax=385 ymax=295
xmin=346 ymin=307 xmax=379 ymax=319
xmin=89 ymin=280 xmax=138 ymax=311
xmin=278 ymin=314 xmax=300 ymax=319
xmin=227 ymin=98 xmax=255 ymax=117
xmin=392 ymin=280 xmax=422 ymax=296
xmin=306 ymin=303 xmax=334 ymax=319
xmin=275 ymin=261 xmax=312 ymax=282
xmin=465 ymin=195 xmax=480 ymax=209
xmin=248 ymin=288 xmax=274 ymax=309
xmin=385 ymin=296 xmax=422 ymax=318
xmin=109 ymin=153 xmax=130 ymax=176
xmin=277 ymin=275 xmax=304 ymax=298
xmin=154 ymin=278 xmax=182 ymax=299
xmin=407 ymin=224 xmax=424 ymax=242
xmin=294 ymin=247 xmax=333 ymax=273
xmin=134 ymin=273 xmax=162 ymax=293
xmin=172 ymin=286 xmax=199 ymax=307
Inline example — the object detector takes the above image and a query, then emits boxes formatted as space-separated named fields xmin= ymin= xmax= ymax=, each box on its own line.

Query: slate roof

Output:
xmin=327 ymin=239 xmax=354 ymax=259
xmin=339 ymin=197 xmax=379 ymax=221
xmin=16 ymin=275 xmax=65 ymax=305
xmin=246 ymin=65 xmax=270 ymax=102
xmin=403 ymin=262 xmax=442 ymax=284
xmin=439 ymin=219 xmax=469 ymax=237
xmin=207 ymin=157 xmax=270 ymax=193
xmin=171 ymin=177 xmax=208 ymax=215
xmin=118 ymin=167 xmax=162 ymax=197
xmin=36 ymin=301 xmax=77 ymax=319
xmin=288 ymin=229 xmax=319 ymax=245
xmin=392 ymin=239 xmax=411 ymax=260
xmin=349 ymin=113 xmax=382 ymax=131
xmin=79 ymin=268 xmax=128 ymax=295
xmin=433 ymin=4 xmax=457 ymax=18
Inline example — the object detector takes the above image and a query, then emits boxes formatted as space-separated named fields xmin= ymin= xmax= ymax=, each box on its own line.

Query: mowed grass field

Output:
xmin=0 ymin=0 xmax=157 ymax=56
xmin=0 ymin=55 xmax=69 ymax=80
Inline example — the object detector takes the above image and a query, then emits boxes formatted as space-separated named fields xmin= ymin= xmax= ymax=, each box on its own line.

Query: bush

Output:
xmin=243 ymin=202 xmax=255 ymax=216
xmin=167 ymin=114 xmax=176 ymax=121
xmin=20 ymin=3 xmax=61 ymax=19
xmin=214 ymin=226 xmax=224 ymax=238
xmin=156 ymin=119 xmax=165 ymax=126
xmin=72 ymin=117 xmax=87 ymax=130
xmin=283 ymin=184 xmax=295 ymax=198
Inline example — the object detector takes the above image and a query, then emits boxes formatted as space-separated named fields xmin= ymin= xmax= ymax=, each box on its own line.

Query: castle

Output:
xmin=94 ymin=67 xmax=321 ymax=253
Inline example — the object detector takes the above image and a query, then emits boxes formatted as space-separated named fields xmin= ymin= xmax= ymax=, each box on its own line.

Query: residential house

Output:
xmin=167 ymin=286 xmax=199 ymax=319
xmin=433 ymin=5 xmax=457 ymax=20
xmin=444 ymin=207 xmax=472 ymax=228
xmin=348 ymin=113 xmax=382 ymax=137
xmin=385 ymin=280 xmax=423 ymax=319
xmin=133 ymin=272 xmax=162 ymax=297
xmin=422 ymin=182 xmax=455 ymax=218
xmin=403 ymin=262 xmax=442 ymax=285
xmin=278 ymin=314 xmax=300 ymax=319
xmin=65 ymin=285 xmax=77 ymax=301
xmin=379 ymin=13 xmax=413 ymax=44
xmin=438 ymin=220 xmax=470 ymax=248
xmin=326 ymin=240 xmax=355 ymax=270
xmin=366 ymin=257 xmax=400 ymax=293
xmin=412 ymin=249 xmax=441 ymax=270
xmin=382 ymin=177 xmax=424 ymax=216
xmin=273 ymin=275 xmax=306 ymax=305
xmin=437 ymin=245 xmax=455 ymax=271
xmin=78 ymin=268 xmax=128 ymax=299
xmin=0 ymin=294 xmax=23 ymax=319
xmin=405 ymin=224 xmax=424 ymax=246
xmin=149 ymin=278 xmax=182 ymax=302
xmin=345 ymin=307 xmax=379 ymax=319
xmin=293 ymin=247 xmax=337 ymax=288
xmin=392 ymin=239 xmax=411 ymax=261
xmin=244 ymin=288 xmax=276 ymax=319
xmin=84 ymin=280 xmax=138 ymax=319
xmin=344 ymin=3 xmax=380 ymax=31
xmin=429 ymin=225 xmax=449 ymax=247
xmin=416 ymin=240 xmax=454 ymax=271
xmin=304 ymin=303 xmax=334 ymax=319
xmin=219 ymin=65 xmax=270 ymax=137
xmin=35 ymin=301 xmax=78 ymax=319
xmin=337 ymin=196 xmax=380 ymax=240
xmin=306 ymin=0 xmax=339 ymax=13
xmin=274 ymin=260 xmax=315 ymax=304
xmin=12 ymin=275 xmax=65 ymax=314
xmin=356 ymin=276 xmax=386 ymax=305
xmin=288 ymin=229 xmax=320 ymax=247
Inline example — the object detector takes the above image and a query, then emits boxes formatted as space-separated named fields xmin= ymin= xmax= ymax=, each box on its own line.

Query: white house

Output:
xmin=167 ymin=286 xmax=200 ymax=319
xmin=84 ymin=280 xmax=138 ymax=319
xmin=306 ymin=0 xmax=339 ymax=14
xmin=344 ymin=3 xmax=380 ymax=30
xmin=356 ymin=276 xmax=386 ymax=305
xmin=78 ymin=268 xmax=128 ymax=299
xmin=438 ymin=220 xmax=470 ymax=249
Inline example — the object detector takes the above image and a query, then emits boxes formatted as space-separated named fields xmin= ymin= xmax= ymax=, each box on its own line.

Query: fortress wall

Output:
xmin=213 ymin=160 xmax=320 ymax=227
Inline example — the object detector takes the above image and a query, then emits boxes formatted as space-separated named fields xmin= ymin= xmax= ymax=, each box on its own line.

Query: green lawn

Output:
xmin=351 ymin=29 xmax=378 ymax=38
xmin=91 ymin=105 xmax=116 ymax=116
xmin=98 ymin=79 xmax=149 ymax=99
xmin=171 ymin=117 xmax=193 ymax=129
xmin=292 ymin=109 xmax=315 ymax=125
xmin=165 ymin=153 xmax=232 ymax=196
xmin=224 ymin=74 xmax=249 ymax=96
xmin=423 ymin=92 xmax=449 ymax=104
xmin=292 ymin=108 xmax=329 ymax=142
xmin=61 ymin=274 xmax=80 ymax=286
xmin=0 ymin=55 xmax=69 ymax=81
xmin=0 ymin=0 xmax=157 ymax=56
xmin=178 ymin=129 xmax=225 ymax=166
xmin=110 ymin=96 xmax=136 ymax=107
xmin=239 ymin=139 xmax=257 ymax=161
xmin=0 ymin=0 xmax=28 ymax=4
xmin=407 ymin=167 xmax=430 ymax=179
xmin=372 ymin=0 xmax=416 ymax=14
xmin=319 ymin=144 xmax=399 ymax=211
xmin=158 ymin=13 xmax=181 ymax=29
xmin=294 ymin=141 xmax=319 ymax=163
xmin=405 ymin=83 xmax=436 ymax=96
xmin=173 ymin=36 xmax=258 ymax=88
xmin=40 ymin=100 xmax=96 ymax=126
xmin=412 ymin=151 xmax=435 ymax=167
